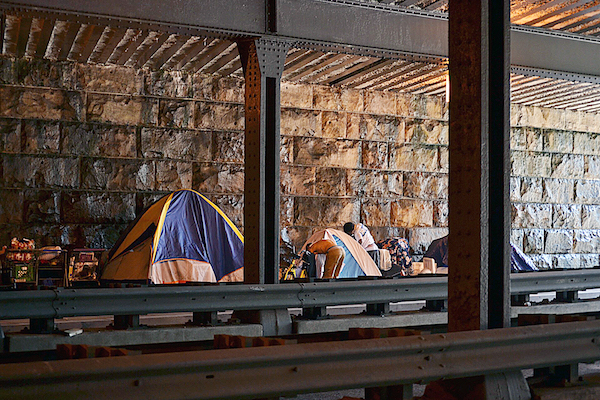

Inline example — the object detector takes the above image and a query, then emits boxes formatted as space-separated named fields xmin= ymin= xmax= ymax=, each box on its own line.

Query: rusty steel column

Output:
xmin=445 ymin=0 xmax=529 ymax=398
xmin=238 ymin=38 xmax=289 ymax=283
xmin=448 ymin=0 xmax=510 ymax=332
xmin=236 ymin=38 xmax=292 ymax=336
xmin=238 ymin=38 xmax=289 ymax=285
xmin=244 ymin=3 xmax=284 ymax=286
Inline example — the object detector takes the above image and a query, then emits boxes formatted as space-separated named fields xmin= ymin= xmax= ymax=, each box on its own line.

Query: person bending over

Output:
xmin=307 ymin=239 xmax=345 ymax=279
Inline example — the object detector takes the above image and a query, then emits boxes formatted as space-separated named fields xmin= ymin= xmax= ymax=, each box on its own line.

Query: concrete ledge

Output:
xmin=7 ymin=324 xmax=263 ymax=352
xmin=294 ymin=311 xmax=447 ymax=334
xmin=512 ymin=300 xmax=600 ymax=317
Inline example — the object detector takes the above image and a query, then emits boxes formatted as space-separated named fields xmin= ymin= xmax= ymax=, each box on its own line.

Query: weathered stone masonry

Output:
xmin=1 ymin=56 xmax=600 ymax=269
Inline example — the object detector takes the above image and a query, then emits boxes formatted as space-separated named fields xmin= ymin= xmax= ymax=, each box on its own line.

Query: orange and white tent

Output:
xmin=301 ymin=229 xmax=381 ymax=278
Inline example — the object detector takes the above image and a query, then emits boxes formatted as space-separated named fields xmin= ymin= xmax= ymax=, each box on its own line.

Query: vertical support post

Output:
xmin=425 ymin=299 xmax=447 ymax=312
xmin=448 ymin=0 xmax=510 ymax=334
xmin=30 ymin=318 xmax=55 ymax=334
xmin=0 ymin=13 xmax=5 ymax=55
xmin=0 ymin=323 xmax=6 ymax=353
xmin=237 ymin=37 xmax=292 ymax=336
xmin=238 ymin=37 xmax=289 ymax=285
xmin=366 ymin=302 xmax=390 ymax=316
xmin=441 ymin=0 xmax=529 ymax=398
xmin=556 ymin=290 xmax=578 ymax=303
xmin=366 ymin=385 xmax=412 ymax=400
xmin=511 ymin=294 xmax=530 ymax=306
xmin=113 ymin=315 xmax=139 ymax=330
xmin=302 ymin=306 xmax=327 ymax=320
xmin=192 ymin=311 xmax=219 ymax=326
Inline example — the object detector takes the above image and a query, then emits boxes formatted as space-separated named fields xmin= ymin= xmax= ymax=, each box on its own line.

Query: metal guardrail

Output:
xmin=511 ymin=269 xmax=600 ymax=295
xmin=0 ymin=277 xmax=447 ymax=320
xmin=1 ymin=319 xmax=600 ymax=399
xmin=2 ymin=269 xmax=600 ymax=320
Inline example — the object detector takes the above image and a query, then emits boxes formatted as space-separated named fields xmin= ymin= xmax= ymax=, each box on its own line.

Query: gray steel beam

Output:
xmin=2 ymin=0 xmax=600 ymax=80
xmin=511 ymin=26 xmax=600 ymax=79
xmin=277 ymin=0 xmax=448 ymax=60
xmin=1 ymin=320 xmax=600 ymax=400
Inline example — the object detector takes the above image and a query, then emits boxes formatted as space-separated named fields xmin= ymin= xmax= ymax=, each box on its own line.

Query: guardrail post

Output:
xmin=556 ymin=290 xmax=578 ymax=303
xmin=533 ymin=364 xmax=579 ymax=384
xmin=191 ymin=311 xmax=218 ymax=326
xmin=113 ymin=315 xmax=140 ymax=330
xmin=519 ymin=314 xmax=581 ymax=383
xmin=0 ymin=323 xmax=5 ymax=353
xmin=366 ymin=384 xmax=412 ymax=400
xmin=511 ymin=294 xmax=530 ymax=306
xmin=302 ymin=307 xmax=327 ymax=320
xmin=425 ymin=299 xmax=446 ymax=312
xmin=234 ymin=309 xmax=292 ymax=336
xmin=29 ymin=318 xmax=55 ymax=333
xmin=366 ymin=303 xmax=390 ymax=316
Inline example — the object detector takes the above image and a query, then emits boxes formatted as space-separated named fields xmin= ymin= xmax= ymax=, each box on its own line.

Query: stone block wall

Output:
xmin=279 ymin=82 xmax=449 ymax=255
xmin=0 ymin=57 xmax=245 ymax=248
xmin=510 ymin=106 xmax=600 ymax=269
xmin=1 ymin=55 xmax=600 ymax=270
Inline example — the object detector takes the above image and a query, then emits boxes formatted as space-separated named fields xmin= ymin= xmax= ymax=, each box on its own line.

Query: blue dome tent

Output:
xmin=102 ymin=190 xmax=244 ymax=284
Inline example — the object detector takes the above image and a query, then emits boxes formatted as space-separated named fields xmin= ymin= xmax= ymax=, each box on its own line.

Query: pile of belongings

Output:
xmin=69 ymin=251 xmax=99 ymax=282
xmin=6 ymin=238 xmax=35 ymax=262
xmin=422 ymin=235 xmax=538 ymax=273
xmin=376 ymin=237 xmax=413 ymax=277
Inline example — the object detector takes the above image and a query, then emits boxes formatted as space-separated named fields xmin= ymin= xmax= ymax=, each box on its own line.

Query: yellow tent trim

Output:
xmin=151 ymin=192 xmax=175 ymax=265
xmin=110 ymin=195 xmax=169 ymax=260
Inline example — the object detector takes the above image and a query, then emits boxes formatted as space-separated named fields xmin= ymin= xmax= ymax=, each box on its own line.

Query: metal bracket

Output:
xmin=366 ymin=384 xmax=412 ymax=400
xmin=511 ymin=294 xmax=530 ymax=306
xmin=113 ymin=315 xmax=140 ymax=330
xmin=234 ymin=309 xmax=292 ymax=336
xmin=302 ymin=306 xmax=327 ymax=320
xmin=425 ymin=299 xmax=447 ymax=312
xmin=366 ymin=303 xmax=390 ymax=316
xmin=254 ymin=37 xmax=291 ymax=78
xmin=556 ymin=290 xmax=578 ymax=303
xmin=0 ymin=323 xmax=5 ymax=353
xmin=29 ymin=318 xmax=55 ymax=334
xmin=191 ymin=311 xmax=219 ymax=326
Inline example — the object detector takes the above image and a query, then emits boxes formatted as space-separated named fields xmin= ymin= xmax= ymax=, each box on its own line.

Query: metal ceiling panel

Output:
xmin=2 ymin=1 xmax=600 ymax=110
xmin=2 ymin=0 xmax=600 ymax=81
xmin=0 ymin=0 xmax=265 ymax=36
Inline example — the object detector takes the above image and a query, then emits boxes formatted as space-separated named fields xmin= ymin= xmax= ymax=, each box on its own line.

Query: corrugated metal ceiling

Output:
xmin=2 ymin=1 xmax=600 ymax=112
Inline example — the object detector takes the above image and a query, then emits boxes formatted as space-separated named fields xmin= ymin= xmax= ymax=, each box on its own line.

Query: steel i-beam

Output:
xmin=447 ymin=0 xmax=524 ymax=397
xmin=448 ymin=0 xmax=511 ymax=333
xmin=238 ymin=37 xmax=289 ymax=285
xmin=238 ymin=36 xmax=291 ymax=336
